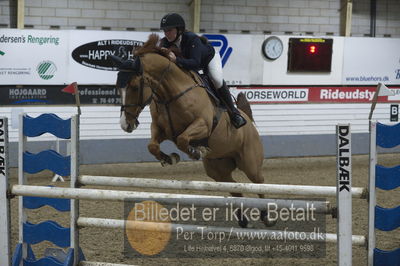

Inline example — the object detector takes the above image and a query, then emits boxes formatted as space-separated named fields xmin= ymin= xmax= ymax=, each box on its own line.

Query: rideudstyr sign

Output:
xmin=234 ymin=86 xmax=400 ymax=104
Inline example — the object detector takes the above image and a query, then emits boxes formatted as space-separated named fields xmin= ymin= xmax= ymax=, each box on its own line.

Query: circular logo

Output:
xmin=125 ymin=200 xmax=171 ymax=256
xmin=37 ymin=60 xmax=57 ymax=80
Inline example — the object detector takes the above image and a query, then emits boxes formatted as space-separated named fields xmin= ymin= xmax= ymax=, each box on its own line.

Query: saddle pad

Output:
xmin=189 ymin=71 xmax=221 ymax=107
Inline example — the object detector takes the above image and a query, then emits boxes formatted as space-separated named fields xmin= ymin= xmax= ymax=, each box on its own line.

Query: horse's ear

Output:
xmin=109 ymin=54 xmax=124 ymax=69
xmin=132 ymin=45 xmax=142 ymax=57
xmin=148 ymin=33 xmax=160 ymax=44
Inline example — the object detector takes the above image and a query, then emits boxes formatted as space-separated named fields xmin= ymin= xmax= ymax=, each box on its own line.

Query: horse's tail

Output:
xmin=236 ymin=92 xmax=254 ymax=122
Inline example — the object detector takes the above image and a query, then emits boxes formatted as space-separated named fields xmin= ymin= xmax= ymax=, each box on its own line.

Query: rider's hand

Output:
xmin=168 ymin=51 xmax=176 ymax=62
xmin=160 ymin=47 xmax=176 ymax=62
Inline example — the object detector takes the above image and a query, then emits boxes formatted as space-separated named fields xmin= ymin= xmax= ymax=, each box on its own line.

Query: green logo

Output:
xmin=37 ymin=60 xmax=57 ymax=80
xmin=0 ymin=50 xmax=4 ymax=56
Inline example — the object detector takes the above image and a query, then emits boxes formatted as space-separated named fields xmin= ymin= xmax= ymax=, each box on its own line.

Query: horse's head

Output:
xmin=110 ymin=33 xmax=180 ymax=133
xmin=110 ymin=55 xmax=152 ymax=133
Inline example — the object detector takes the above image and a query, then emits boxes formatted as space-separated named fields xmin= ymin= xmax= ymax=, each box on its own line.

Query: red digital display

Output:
xmin=287 ymin=38 xmax=333 ymax=72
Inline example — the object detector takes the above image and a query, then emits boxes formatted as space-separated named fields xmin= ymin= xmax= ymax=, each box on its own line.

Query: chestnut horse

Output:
xmin=112 ymin=34 xmax=267 ymax=227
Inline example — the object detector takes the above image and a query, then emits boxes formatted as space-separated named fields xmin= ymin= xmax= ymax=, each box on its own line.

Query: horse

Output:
xmin=111 ymin=34 xmax=269 ymax=227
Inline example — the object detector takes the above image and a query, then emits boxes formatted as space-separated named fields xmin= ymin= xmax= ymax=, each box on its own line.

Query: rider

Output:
xmin=159 ymin=13 xmax=246 ymax=129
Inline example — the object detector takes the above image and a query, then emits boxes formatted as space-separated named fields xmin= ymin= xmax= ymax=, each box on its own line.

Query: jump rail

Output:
xmin=79 ymin=175 xmax=367 ymax=199
xmin=11 ymin=185 xmax=332 ymax=214
xmin=77 ymin=217 xmax=367 ymax=246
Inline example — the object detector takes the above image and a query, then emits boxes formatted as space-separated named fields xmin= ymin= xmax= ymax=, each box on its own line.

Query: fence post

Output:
xmin=0 ymin=117 xmax=11 ymax=266
xmin=336 ymin=124 xmax=352 ymax=266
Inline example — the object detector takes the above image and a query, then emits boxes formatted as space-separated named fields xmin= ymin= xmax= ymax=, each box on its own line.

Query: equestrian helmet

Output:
xmin=160 ymin=13 xmax=185 ymax=31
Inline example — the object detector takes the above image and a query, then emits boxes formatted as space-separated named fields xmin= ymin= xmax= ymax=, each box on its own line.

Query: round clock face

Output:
xmin=262 ymin=36 xmax=283 ymax=60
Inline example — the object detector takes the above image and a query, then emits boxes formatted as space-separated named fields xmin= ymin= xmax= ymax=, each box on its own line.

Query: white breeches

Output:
xmin=207 ymin=52 xmax=224 ymax=89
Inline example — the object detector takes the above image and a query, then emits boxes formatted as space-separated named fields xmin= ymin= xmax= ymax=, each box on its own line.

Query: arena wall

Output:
xmin=1 ymin=0 xmax=400 ymax=37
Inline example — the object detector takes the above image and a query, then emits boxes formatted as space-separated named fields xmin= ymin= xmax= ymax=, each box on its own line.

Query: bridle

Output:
xmin=120 ymin=73 xmax=152 ymax=118
xmin=120 ymin=55 xmax=204 ymax=139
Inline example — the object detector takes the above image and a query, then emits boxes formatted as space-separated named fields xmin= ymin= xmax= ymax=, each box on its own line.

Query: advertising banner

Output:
xmin=233 ymin=86 xmax=400 ymax=104
xmin=0 ymin=85 xmax=120 ymax=106
xmin=204 ymin=34 xmax=261 ymax=85
xmin=0 ymin=29 xmax=68 ymax=85
xmin=1 ymin=29 xmax=399 ymax=106
xmin=68 ymin=30 xmax=148 ymax=84
xmin=69 ymin=32 xmax=257 ymax=86
xmin=342 ymin=38 xmax=400 ymax=85
xmin=0 ymin=29 xmax=258 ymax=86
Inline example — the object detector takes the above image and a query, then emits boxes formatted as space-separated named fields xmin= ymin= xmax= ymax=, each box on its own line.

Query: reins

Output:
xmin=124 ymin=56 xmax=205 ymax=140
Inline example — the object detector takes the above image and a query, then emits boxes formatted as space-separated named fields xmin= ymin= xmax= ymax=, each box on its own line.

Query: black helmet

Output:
xmin=160 ymin=13 xmax=185 ymax=31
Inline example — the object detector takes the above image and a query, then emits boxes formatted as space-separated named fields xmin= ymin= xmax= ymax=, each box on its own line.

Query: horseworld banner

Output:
xmin=233 ymin=86 xmax=400 ymax=104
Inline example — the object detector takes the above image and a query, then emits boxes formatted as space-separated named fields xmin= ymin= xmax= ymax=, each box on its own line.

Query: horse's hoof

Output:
xmin=188 ymin=147 xmax=201 ymax=160
xmin=160 ymin=153 xmax=172 ymax=166
xmin=198 ymin=146 xmax=211 ymax=158
xmin=170 ymin=153 xmax=180 ymax=164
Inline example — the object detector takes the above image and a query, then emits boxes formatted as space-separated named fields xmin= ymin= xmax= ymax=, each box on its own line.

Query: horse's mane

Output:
xmin=134 ymin=33 xmax=181 ymax=59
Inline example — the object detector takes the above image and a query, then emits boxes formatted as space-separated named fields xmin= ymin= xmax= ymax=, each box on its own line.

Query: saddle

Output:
xmin=187 ymin=70 xmax=222 ymax=108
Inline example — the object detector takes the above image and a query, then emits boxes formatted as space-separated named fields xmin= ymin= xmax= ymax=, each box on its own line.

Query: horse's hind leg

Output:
xmin=236 ymin=141 xmax=265 ymax=199
xmin=202 ymin=158 xmax=249 ymax=228
xmin=202 ymin=157 xmax=240 ymax=196
xmin=236 ymin=147 xmax=275 ymax=226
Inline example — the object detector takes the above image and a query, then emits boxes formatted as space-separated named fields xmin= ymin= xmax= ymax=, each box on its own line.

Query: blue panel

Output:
xmin=374 ymin=248 xmax=400 ymax=266
xmin=12 ymin=244 xmax=36 ymax=266
xmin=23 ymin=221 xmax=70 ymax=248
xmin=24 ymin=256 xmax=65 ymax=266
xmin=376 ymin=165 xmax=400 ymax=190
xmin=375 ymin=205 xmax=400 ymax=231
xmin=376 ymin=122 xmax=400 ymax=148
xmin=23 ymin=114 xmax=71 ymax=139
xmin=23 ymin=196 xmax=70 ymax=212
xmin=11 ymin=243 xmax=22 ymax=266
xmin=64 ymin=249 xmax=74 ymax=266
xmin=23 ymin=150 xmax=70 ymax=176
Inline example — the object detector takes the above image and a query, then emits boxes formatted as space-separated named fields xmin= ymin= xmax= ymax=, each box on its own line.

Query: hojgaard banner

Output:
xmin=0 ymin=85 xmax=120 ymax=105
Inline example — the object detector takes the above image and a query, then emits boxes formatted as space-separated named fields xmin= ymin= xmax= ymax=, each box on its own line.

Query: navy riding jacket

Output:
xmin=160 ymin=31 xmax=215 ymax=72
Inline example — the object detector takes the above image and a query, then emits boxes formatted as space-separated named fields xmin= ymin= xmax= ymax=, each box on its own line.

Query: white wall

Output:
xmin=1 ymin=102 xmax=396 ymax=144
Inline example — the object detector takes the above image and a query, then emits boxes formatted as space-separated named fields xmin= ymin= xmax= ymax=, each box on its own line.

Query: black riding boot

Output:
xmin=217 ymin=82 xmax=247 ymax=129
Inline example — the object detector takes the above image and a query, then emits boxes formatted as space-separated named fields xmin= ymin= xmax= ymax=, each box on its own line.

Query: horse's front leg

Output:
xmin=148 ymin=122 xmax=180 ymax=166
xmin=176 ymin=118 xmax=210 ymax=160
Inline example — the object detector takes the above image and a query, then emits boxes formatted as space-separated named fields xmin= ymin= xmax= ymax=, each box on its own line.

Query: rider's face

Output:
xmin=164 ymin=28 xmax=177 ymax=42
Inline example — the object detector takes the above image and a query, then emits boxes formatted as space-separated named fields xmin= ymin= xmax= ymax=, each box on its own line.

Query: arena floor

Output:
xmin=9 ymin=154 xmax=400 ymax=266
